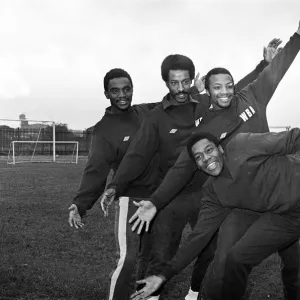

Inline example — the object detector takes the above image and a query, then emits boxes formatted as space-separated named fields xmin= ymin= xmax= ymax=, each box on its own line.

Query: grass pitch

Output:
xmin=0 ymin=160 xmax=285 ymax=299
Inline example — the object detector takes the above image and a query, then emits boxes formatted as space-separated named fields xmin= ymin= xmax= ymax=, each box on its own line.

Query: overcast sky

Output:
xmin=0 ymin=0 xmax=299 ymax=130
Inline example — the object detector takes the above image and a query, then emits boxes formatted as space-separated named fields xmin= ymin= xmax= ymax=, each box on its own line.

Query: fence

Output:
xmin=0 ymin=124 xmax=292 ymax=158
xmin=0 ymin=126 xmax=93 ymax=157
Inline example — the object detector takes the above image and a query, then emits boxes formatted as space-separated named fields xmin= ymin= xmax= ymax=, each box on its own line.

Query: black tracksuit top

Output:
xmin=73 ymin=103 xmax=159 ymax=216
xmin=162 ymin=128 xmax=300 ymax=280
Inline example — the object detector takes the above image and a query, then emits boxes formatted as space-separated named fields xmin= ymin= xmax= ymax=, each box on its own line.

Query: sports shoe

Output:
xmin=185 ymin=288 xmax=199 ymax=300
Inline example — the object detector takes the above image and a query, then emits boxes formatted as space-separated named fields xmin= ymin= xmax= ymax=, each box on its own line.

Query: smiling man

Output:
xmin=68 ymin=68 xmax=160 ymax=300
xmin=131 ymin=128 xmax=300 ymax=300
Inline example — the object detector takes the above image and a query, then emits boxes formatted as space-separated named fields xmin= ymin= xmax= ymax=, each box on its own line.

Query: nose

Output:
xmin=119 ymin=89 xmax=126 ymax=98
xmin=203 ymin=153 xmax=211 ymax=163
xmin=178 ymin=82 xmax=184 ymax=92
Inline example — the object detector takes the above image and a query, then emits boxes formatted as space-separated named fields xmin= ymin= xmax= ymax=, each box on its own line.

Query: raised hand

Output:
xmin=129 ymin=200 xmax=157 ymax=234
xmin=130 ymin=275 xmax=166 ymax=300
xmin=100 ymin=188 xmax=116 ymax=217
xmin=263 ymin=38 xmax=283 ymax=63
xmin=193 ymin=72 xmax=205 ymax=93
xmin=68 ymin=204 xmax=84 ymax=229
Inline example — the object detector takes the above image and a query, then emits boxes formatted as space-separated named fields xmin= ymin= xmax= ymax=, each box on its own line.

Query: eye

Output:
xmin=206 ymin=147 xmax=213 ymax=153
xmin=170 ymin=82 xmax=177 ymax=86
xmin=227 ymin=84 xmax=234 ymax=89
xmin=213 ymin=86 xmax=220 ymax=90
xmin=124 ymin=87 xmax=132 ymax=93
xmin=111 ymin=89 xmax=118 ymax=94
xmin=195 ymin=155 xmax=202 ymax=161
xmin=183 ymin=80 xmax=191 ymax=85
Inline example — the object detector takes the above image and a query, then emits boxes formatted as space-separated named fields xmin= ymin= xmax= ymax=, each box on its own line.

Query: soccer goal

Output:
xmin=7 ymin=141 xmax=79 ymax=164
xmin=0 ymin=117 xmax=79 ymax=164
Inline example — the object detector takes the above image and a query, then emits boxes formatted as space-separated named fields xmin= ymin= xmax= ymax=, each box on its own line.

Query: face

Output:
xmin=206 ymin=74 xmax=234 ymax=110
xmin=191 ymin=138 xmax=224 ymax=176
xmin=105 ymin=77 xmax=133 ymax=112
xmin=166 ymin=70 xmax=192 ymax=104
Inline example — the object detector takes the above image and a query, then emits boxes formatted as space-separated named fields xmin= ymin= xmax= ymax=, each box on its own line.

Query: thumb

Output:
xmin=68 ymin=204 xmax=76 ymax=211
xmin=133 ymin=201 xmax=143 ymax=207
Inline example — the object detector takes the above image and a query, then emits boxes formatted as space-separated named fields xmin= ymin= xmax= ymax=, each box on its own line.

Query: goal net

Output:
xmin=7 ymin=141 xmax=79 ymax=164
xmin=0 ymin=117 xmax=79 ymax=164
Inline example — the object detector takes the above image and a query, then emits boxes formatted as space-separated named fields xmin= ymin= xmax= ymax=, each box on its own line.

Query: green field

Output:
xmin=0 ymin=160 xmax=285 ymax=299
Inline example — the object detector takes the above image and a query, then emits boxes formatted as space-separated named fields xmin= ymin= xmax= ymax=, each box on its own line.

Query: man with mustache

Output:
xmin=130 ymin=127 xmax=300 ymax=300
xmin=101 ymin=40 xmax=279 ymax=299
xmin=68 ymin=68 xmax=161 ymax=300
xmin=129 ymin=22 xmax=300 ymax=300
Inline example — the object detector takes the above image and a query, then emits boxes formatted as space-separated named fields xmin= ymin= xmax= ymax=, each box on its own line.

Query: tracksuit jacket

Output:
xmin=73 ymin=103 xmax=159 ymax=217
xmin=150 ymin=32 xmax=300 ymax=211
xmin=108 ymin=61 xmax=269 ymax=196
xmin=161 ymin=128 xmax=300 ymax=280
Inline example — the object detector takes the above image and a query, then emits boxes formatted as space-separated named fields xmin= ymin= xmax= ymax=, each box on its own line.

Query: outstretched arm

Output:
xmin=72 ymin=130 xmax=116 ymax=218
xmin=150 ymin=147 xmax=206 ymax=210
xmin=240 ymin=21 xmax=300 ymax=107
xmin=231 ymin=128 xmax=300 ymax=157
xmin=130 ymin=186 xmax=230 ymax=299
xmin=235 ymin=38 xmax=282 ymax=92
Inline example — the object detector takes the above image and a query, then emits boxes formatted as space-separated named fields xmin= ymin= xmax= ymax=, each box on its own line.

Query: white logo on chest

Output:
xmin=220 ymin=132 xmax=227 ymax=139
xmin=239 ymin=106 xmax=256 ymax=122
xmin=123 ymin=136 xmax=130 ymax=141
xmin=169 ymin=129 xmax=178 ymax=134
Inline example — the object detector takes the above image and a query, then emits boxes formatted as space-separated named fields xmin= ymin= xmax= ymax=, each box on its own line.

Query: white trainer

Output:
xmin=147 ymin=296 xmax=160 ymax=300
xmin=185 ymin=288 xmax=199 ymax=300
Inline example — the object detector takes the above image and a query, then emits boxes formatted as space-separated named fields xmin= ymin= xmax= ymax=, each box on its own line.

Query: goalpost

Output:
xmin=0 ymin=118 xmax=79 ymax=164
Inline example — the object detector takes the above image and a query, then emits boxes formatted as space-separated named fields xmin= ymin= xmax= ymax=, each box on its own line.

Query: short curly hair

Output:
xmin=161 ymin=54 xmax=195 ymax=82
xmin=204 ymin=67 xmax=234 ymax=90
xmin=187 ymin=132 xmax=220 ymax=161
xmin=103 ymin=68 xmax=133 ymax=91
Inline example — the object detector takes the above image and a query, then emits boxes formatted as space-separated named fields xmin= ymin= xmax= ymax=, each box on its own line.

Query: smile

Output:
xmin=206 ymin=161 xmax=217 ymax=171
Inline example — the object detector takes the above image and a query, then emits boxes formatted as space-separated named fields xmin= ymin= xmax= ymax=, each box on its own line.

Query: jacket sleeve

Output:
xmin=239 ymin=33 xmax=300 ymax=107
xmin=73 ymin=129 xmax=116 ymax=217
xmin=150 ymin=147 xmax=198 ymax=210
xmin=234 ymin=60 xmax=269 ymax=92
xmin=107 ymin=115 xmax=159 ymax=196
xmin=233 ymin=128 xmax=300 ymax=157
xmin=160 ymin=185 xmax=231 ymax=280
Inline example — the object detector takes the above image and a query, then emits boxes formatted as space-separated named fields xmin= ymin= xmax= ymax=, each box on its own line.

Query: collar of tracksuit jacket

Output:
xmin=162 ymin=92 xmax=200 ymax=110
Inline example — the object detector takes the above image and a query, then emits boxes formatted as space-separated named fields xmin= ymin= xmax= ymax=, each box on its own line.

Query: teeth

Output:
xmin=207 ymin=162 xmax=217 ymax=171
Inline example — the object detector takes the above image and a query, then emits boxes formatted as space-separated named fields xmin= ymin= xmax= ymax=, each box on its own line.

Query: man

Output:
xmin=101 ymin=40 xmax=280 ymax=300
xmin=68 ymin=68 xmax=160 ymax=300
xmin=129 ymin=23 xmax=300 ymax=300
xmin=130 ymin=128 xmax=300 ymax=300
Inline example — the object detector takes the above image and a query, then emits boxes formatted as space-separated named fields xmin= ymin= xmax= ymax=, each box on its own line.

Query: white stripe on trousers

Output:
xmin=108 ymin=197 xmax=129 ymax=300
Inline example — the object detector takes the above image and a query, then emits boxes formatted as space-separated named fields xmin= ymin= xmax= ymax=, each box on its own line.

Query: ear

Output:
xmin=206 ymin=89 xmax=210 ymax=97
xmin=104 ymin=91 xmax=109 ymax=99
xmin=218 ymin=145 xmax=224 ymax=153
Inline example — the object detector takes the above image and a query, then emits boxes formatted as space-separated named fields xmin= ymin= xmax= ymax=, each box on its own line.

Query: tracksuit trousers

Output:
xmin=107 ymin=197 xmax=152 ymax=300
xmin=198 ymin=209 xmax=300 ymax=300
xmin=145 ymin=191 xmax=202 ymax=295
